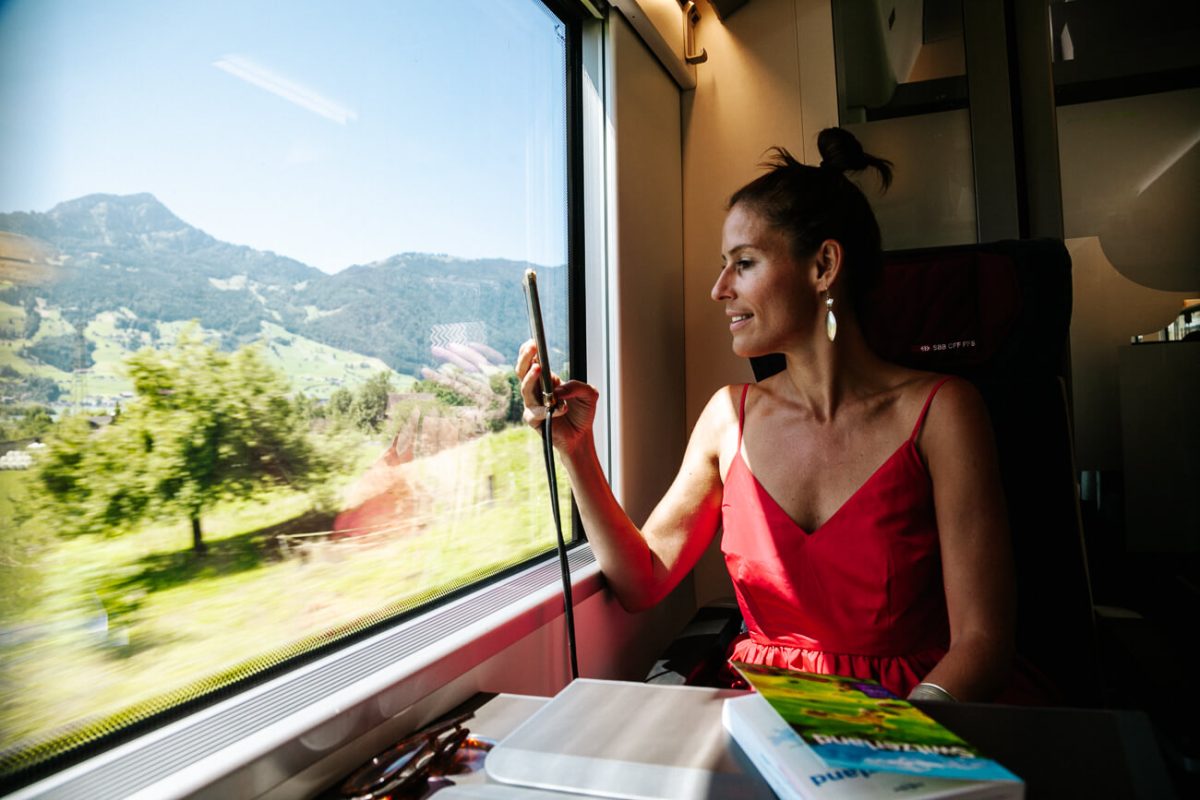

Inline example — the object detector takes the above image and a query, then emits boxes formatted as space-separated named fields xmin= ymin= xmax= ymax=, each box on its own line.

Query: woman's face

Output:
xmin=713 ymin=203 xmax=818 ymax=357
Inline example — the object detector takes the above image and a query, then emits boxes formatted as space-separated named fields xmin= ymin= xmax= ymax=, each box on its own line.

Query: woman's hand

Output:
xmin=513 ymin=358 xmax=731 ymax=613
xmin=515 ymin=339 xmax=598 ymax=457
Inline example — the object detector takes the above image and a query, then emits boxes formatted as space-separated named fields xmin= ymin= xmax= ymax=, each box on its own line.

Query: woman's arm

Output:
xmin=517 ymin=341 xmax=731 ymax=612
xmin=917 ymin=377 xmax=1016 ymax=701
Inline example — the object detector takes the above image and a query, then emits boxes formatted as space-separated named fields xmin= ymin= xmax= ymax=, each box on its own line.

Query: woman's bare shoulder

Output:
xmin=689 ymin=384 xmax=746 ymax=464
xmin=888 ymin=367 xmax=976 ymax=409
xmin=924 ymin=372 xmax=985 ymax=413
xmin=695 ymin=383 xmax=745 ymax=431
xmin=917 ymin=373 xmax=992 ymax=451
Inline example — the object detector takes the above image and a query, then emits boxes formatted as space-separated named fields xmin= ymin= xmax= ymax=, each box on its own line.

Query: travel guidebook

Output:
xmin=723 ymin=663 xmax=1024 ymax=799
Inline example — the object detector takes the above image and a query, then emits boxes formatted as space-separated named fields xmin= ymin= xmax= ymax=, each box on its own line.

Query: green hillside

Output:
xmin=1 ymin=310 xmax=412 ymax=407
xmin=0 ymin=194 xmax=568 ymax=395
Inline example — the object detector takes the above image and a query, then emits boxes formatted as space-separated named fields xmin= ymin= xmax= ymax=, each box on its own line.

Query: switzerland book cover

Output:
xmin=723 ymin=663 xmax=1023 ymax=799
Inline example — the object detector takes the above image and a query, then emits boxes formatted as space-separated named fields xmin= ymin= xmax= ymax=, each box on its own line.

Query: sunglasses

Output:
xmin=338 ymin=711 xmax=496 ymax=800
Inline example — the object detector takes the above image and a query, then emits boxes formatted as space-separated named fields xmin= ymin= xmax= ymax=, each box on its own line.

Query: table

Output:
xmin=329 ymin=685 xmax=1179 ymax=799
xmin=464 ymin=689 xmax=1177 ymax=799
xmin=916 ymin=700 xmax=1176 ymax=799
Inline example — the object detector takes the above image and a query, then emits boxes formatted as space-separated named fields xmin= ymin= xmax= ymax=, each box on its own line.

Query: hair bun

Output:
xmin=817 ymin=127 xmax=893 ymax=190
xmin=817 ymin=128 xmax=864 ymax=170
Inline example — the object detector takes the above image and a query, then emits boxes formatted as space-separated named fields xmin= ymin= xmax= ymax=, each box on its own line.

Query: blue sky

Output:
xmin=0 ymin=0 xmax=568 ymax=272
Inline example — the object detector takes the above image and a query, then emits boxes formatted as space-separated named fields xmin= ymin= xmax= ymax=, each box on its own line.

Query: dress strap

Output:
xmin=909 ymin=377 xmax=954 ymax=442
xmin=737 ymin=383 xmax=751 ymax=450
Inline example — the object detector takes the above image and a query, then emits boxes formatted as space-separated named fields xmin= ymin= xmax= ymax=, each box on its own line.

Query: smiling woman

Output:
xmin=518 ymin=125 xmax=1035 ymax=705
xmin=0 ymin=0 xmax=582 ymax=789
xmin=713 ymin=204 xmax=814 ymax=359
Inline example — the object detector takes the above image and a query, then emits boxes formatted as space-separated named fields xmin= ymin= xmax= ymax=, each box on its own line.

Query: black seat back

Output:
xmin=752 ymin=239 xmax=1099 ymax=705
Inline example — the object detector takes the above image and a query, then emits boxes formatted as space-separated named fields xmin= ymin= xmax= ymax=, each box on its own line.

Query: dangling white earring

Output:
xmin=825 ymin=295 xmax=837 ymax=343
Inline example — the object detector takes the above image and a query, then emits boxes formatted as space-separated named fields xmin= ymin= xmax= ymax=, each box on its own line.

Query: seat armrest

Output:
xmin=644 ymin=601 xmax=743 ymax=686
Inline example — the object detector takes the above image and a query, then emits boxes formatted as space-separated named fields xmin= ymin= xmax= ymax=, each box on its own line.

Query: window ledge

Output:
xmin=10 ymin=547 xmax=601 ymax=800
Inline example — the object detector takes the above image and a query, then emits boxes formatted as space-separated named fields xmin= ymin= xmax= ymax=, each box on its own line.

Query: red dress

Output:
xmin=721 ymin=379 xmax=954 ymax=698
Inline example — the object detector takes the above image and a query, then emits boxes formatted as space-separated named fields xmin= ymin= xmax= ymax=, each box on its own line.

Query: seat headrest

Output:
xmin=751 ymin=239 xmax=1072 ymax=383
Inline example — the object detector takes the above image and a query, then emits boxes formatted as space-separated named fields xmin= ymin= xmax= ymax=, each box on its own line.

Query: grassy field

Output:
xmin=0 ymin=300 xmax=24 ymax=340
xmin=0 ymin=424 xmax=567 ymax=754
xmin=0 ymin=468 xmax=28 ymax=522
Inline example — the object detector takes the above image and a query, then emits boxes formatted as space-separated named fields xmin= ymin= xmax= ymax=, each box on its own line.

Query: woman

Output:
xmin=517 ymin=128 xmax=1017 ymax=703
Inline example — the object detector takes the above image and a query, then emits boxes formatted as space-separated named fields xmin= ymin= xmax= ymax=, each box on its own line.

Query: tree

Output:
xmin=292 ymin=392 xmax=324 ymax=422
xmin=490 ymin=372 xmax=524 ymax=427
xmin=0 ymin=405 xmax=54 ymax=441
xmin=34 ymin=332 xmax=328 ymax=553
xmin=328 ymin=387 xmax=353 ymax=419
xmin=414 ymin=378 xmax=471 ymax=408
xmin=351 ymin=371 xmax=392 ymax=433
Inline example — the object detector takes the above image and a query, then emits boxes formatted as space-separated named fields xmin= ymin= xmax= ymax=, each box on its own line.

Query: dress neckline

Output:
xmin=730 ymin=439 xmax=920 ymax=536
xmin=728 ymin=377 xmax=950 ymax=535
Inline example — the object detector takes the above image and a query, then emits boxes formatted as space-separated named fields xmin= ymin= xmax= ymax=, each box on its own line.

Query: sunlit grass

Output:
xmin=0 ymin=423 xmax=567 ymax=753
xmin=0 ymin=469 xmax=28 ymax=523
xmin=0 ymin=301 xmax=23 ymax=338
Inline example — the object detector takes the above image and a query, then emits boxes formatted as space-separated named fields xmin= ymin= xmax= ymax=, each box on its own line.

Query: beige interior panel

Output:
xmin=1058 ymin=88 xmax=1200 ymax=292
xmin=610 ymin=13 xmax=687 ymax=528
xmin=848 ymin=110 xmax=978 ymax=250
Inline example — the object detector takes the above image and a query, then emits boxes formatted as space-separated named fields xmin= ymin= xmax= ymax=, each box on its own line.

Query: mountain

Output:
xmin=0 ymin=194 xmax=321 ymax=343
xmin=0 ymin=194 xmax=567 ymax=382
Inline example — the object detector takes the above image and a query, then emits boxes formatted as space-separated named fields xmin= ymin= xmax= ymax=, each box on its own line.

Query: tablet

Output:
xmin=484 ymin=679 xmax=772 ymax=800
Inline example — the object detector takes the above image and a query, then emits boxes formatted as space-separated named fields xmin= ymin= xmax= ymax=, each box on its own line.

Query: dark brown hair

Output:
xmin=728 ymin=127 xmax=892 ymax=315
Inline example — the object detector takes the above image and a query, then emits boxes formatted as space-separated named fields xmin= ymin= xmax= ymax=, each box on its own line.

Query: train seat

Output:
xmin=653 ymin=239 xmax=1101 ymax=706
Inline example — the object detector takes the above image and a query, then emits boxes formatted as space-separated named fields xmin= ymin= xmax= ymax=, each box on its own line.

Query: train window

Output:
xmin=0 ymin=0 xmax=578 ymax=782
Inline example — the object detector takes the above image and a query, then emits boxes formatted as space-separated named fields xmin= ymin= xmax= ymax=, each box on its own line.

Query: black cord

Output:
xmin=541 ymin=410 xmax=579 ymax=680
